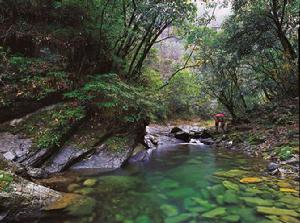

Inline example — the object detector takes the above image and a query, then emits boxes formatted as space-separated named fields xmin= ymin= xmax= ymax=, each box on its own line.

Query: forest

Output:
xmin=0 ymin=0 xmax=299 ymax=223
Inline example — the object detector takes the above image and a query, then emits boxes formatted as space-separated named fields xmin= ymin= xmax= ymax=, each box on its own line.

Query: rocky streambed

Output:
xmin=1 ymin=123 xmax=299 ymax=222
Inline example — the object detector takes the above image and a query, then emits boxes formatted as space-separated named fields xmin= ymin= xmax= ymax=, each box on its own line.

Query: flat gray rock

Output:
xmin=44 ymin=146 xmax=88 ymax=173
xmin=70 ymin=144 xmax=133 ymax=171
xmin=0 ymin=132 xmax=32 ymax=161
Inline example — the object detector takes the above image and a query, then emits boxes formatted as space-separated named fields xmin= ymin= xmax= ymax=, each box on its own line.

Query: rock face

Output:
xmin=0 ymin=132 xmax=32 ymax=162
xmin=174 ymin=131 xmax=191 ymax=142
xmin=170 ymin=126 xmax=214 ymax=145
xmin=70 ymin=143 xmax=133 ymax=171
xmin=0 ymin=171 xmax=62 ymax=221
xmin=44 ymin=146 xmax=88 ymax=173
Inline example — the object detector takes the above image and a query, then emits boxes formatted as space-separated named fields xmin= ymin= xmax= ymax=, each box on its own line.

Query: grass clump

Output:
xmin=0 ymin=171 xmax=14 ymax=192
xmin=105 ymin=136 xmax=131 ymax=152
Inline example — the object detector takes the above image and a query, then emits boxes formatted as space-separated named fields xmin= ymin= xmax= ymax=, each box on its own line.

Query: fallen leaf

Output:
xmin=279 ymin=188 xmax=298 ymax=193
xmin=240 ymin=177 xmax=263 ymax=184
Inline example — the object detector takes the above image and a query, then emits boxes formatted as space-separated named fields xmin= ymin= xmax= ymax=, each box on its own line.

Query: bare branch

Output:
xmin=154 ymin=35 xmax=179 ymax=44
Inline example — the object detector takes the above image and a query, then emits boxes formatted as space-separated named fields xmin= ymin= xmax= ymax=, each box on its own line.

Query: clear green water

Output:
xmin=42 ymin=144 xmax=299 ymax=223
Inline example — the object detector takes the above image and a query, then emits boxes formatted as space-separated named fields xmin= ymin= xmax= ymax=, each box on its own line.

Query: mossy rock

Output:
xmin=223 ymin=180 xmax=239 ymax=191
xmin=187 ymin=206 xmax=207 ymax=214
xmin=165 ymin=213 xmax=193 ymax=223
xmin=167 ymin=188 xmax=196 ymax=199
xmin=214 ymin=169 xmax=248 ymax=178
xmin=160 ymin=204 xmax=178 ymax=217
xmin=44 ymin=193 xmax=82 ymax=211
xmin=223 ymin=190 xmax=239 ymax=204
xmin=256 ymin=207 xmax=300 ymax=217
xmin=1 ymin=103 xmax=86 ymax=151
xmin=238 ymin=207 xmax=257 ymax=223
xmin=279 ymin=215 xmax=300 ymax=223
xmin=216 ymin=195 xmax=224 ymax=205
xmin=105 ymin=135 xmax=132 ymax=152
xmin=159 ymin=179 xmax=179 ymax=190
xmin=83 ymin=178 xmax=97 ymax=187
xmin=67 ymin=183 xmax=80 ymax=192
xmin=279 ymin=196 xmax=300 ymax=206
xmin=207 ymin=184 xmax=226 ymax=197
xmin=241 ymin=197 xmax=273 ymax=206
xmin=202 ymin=207 xmax=226 ymax=218
xmin=66 ymin=197 xmax=96 ymax=217
xmin=97 ymin=175 xmax=140 ymax=193
xmin=191 ymin=197 xmax=216 ymax=210
xmin=222 ymin=215 xmax=240 ymax=222
xmin=135 ymin=215 xmax=152 ymax=223
xmin=74 ymin=187 xmax=95 ymax=196
xmin=200 ymin=188 xmax=211 ymax=200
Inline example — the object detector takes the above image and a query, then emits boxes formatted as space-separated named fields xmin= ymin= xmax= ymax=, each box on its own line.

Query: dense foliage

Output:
xmin=0 ymin=0 xmax=298 ymax=123
xmin=173 ymin=0 xmax=299 ymax=121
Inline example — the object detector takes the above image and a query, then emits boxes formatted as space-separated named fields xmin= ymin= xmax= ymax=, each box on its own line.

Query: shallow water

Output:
xmin=38 ymin=144 xmax=299 ymax=223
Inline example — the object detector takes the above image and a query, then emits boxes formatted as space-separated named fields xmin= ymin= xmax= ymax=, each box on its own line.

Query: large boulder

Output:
xmin=170 ymin=127 xmax=183 ymax=134
xmin=43 ymin=146 xmax=89 ymax=173
xmin=174 ymin=131 xmax=190 ymax=142
xmin=70 ymin=135 xmax=134 ymax=171
xmin=0 ymin=171 xmax=62 ymax=221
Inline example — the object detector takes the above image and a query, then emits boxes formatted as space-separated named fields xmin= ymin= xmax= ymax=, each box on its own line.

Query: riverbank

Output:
xmin=212 ymin=98 xmax=299 ymax=180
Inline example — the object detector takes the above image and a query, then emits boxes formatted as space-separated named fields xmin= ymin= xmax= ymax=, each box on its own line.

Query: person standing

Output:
xmin=213 ymin=113 xmax=225 ymax=132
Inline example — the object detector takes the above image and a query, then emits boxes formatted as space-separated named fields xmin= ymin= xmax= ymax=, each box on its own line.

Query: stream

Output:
xmin=31 ymin=142 xmax=300 ymax=223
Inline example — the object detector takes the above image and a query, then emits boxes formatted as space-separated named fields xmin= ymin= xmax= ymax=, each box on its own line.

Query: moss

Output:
xmin=63 ymin=118 xmax=109 ymax=150
xmin=248 ymin=133 xmax=265 ymax=145
xmin=0 ymin=51 xmax=72 ymax=107
xmin=229 ymin=133 xmax=244 ymax=143
xmin=275 ymin=145 xmax=297 ymax=160
xmin=0 ymin=103 xmax=86 ymax=150
xmin=0 ymin=171 xmax=14 ymax=192
xmin=105 ymin=135 xmax=132 ymax=152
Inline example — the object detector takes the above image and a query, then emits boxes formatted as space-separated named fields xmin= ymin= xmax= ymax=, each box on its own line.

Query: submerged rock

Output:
xmin=256 ymin=206 xmax=300 ymax=217
xmin=214 ymin=169 xmax=248 ymax=178
xmin=280 ymin=215 xmax=300 ymax=223
xmin=96 ymin=175 xmax=140 ymax=193
xmin=165 ymin=213 xmax=193 ymax=223
xmin=222 ymin=215 xmax=240 ymax=222
xmin=159 ymin=179 xmax=179 ymax=190
xmin=222 ymin=181 xmax=239 ymax=191
xmin=167 ymin=188 xmax=196 ymax=199
xmin=223 ymin=190 xmax=239 ymax=204
xmin=191 ymin=197 xmax=216 ymax=210
xmin=240 ymin=177 xmax=263 ymax=184
xmin=83 ymin=178 xmax=97 ymax=187
xmin=66 ymin=197 xmax=96 ymax=217
xmin=241 ymin=197 xmax=274 ymax=206
xmin=74 ymin=187 xmax=94 ymax=196
xmin=160 ymin=204 xmax=178 ymax=217
xmin=202 ymin=207 xmax=226 ymax=218
xmin=44 ymin=193 xmax=82 ymax=211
